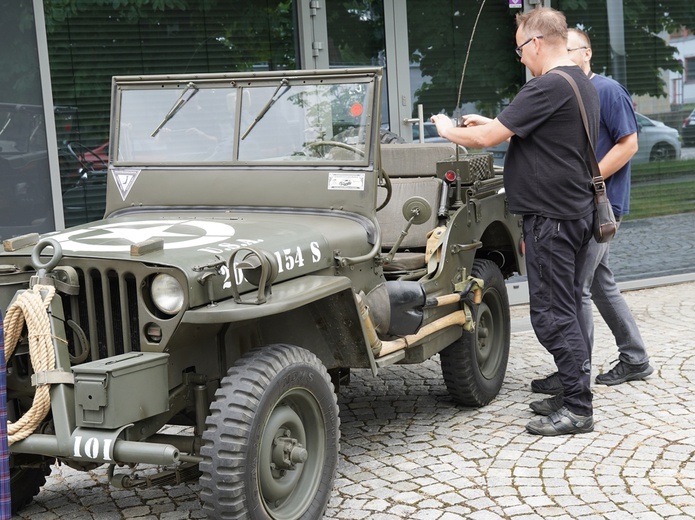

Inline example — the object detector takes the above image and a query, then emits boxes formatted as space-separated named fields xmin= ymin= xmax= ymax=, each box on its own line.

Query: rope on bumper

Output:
xmin=3 ymin=285 xmax=56 ymax=445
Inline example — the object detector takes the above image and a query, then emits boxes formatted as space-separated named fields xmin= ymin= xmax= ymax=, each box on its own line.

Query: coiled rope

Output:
xmin=3 ymin=285 xmax=57 ymax=445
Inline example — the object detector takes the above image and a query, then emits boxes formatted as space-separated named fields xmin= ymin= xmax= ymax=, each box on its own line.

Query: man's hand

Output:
xmin=430 ymin=114 xmax=455 ymax=139
xmin=460 ymin=114 xmax=493 ymax=127
xmin=430 ymin=113 xmax=512 ymax=149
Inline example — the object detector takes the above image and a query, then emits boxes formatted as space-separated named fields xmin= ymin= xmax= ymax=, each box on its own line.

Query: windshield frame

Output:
xmin=111 ymin=70 xmax=378 ymax=169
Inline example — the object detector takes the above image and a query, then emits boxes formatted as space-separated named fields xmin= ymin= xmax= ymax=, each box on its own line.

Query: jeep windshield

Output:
xmin=114 ymin=72 xmax=376 ymax=166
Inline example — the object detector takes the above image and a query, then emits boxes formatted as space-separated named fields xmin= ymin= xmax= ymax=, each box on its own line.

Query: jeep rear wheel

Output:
xmin=440 ymin=259 xmax=510 ymax=407
xmin=199 ymin=344 xmax=340 ymax=520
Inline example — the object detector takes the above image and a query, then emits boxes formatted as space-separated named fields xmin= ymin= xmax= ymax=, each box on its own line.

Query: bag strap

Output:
xmin=547 ymin=69 xmax=602 ymax=181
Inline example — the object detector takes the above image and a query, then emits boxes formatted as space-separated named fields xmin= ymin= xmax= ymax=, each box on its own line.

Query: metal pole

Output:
xmin=606 ymin=0 xmax=627 ymax=87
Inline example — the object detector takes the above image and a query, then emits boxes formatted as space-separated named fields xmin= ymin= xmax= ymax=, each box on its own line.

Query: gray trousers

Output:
xmin=581 ymin=225 xmax=649 ymax=366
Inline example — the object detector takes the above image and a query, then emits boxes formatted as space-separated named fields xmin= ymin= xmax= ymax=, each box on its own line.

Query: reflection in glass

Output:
xmin=0 ymin=2 xmax=55 ymax=240
xmin=115 ymin=79 xmax=372 ymax=165
xmin=118 ymin=88 xmax=237 ymax=163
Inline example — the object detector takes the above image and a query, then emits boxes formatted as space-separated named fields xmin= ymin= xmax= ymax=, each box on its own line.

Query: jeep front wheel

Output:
xmin=440 ymin=259 xmax=510 ymax=407
xmin=199 ymin=344 xmax=340 ymax=519
xmin=10 ymin=462 xmax=52 ymax=514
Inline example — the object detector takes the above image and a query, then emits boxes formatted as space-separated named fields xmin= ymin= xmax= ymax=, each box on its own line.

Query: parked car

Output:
xmin=633 ymin=113 xmax=681 ymax=164
xmin=681 ymin=108 xmax=695 ymax=146
xmin=61 ymin=141 xmax=109 ymax=227
xmin=82 ymin=140 xmax=109 ymax=165
xmin=487 ymin=112 xmax=681 ymax=167
xmin=65 ymin=141 xmax=108 ymax=179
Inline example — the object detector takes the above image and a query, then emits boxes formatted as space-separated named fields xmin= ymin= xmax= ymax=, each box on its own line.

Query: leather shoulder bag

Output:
xmin=548 ymin=69 xmax=617 ymax=243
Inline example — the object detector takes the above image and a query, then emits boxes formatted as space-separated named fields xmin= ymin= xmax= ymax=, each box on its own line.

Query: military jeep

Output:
xmin=0 ymin=67 xmax=524 ymax=518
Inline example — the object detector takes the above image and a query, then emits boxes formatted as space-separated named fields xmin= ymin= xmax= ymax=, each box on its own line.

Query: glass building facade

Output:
xmin=1 ymin=0 xmax=693 ymax=280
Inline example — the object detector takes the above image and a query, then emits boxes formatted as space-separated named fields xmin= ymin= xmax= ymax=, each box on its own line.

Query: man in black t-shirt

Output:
xmin=431 ymin=7 xmax=598 ymax=436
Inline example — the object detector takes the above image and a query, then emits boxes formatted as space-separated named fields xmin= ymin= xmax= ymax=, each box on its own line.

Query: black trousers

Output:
xmin=523 ymin=213 xmax=594 ymax=416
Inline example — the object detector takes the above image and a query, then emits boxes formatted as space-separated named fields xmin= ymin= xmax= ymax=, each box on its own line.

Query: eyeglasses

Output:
xmin=567 ymin=46 xmax=588 ymax=52
xmin=515 ymin=35 xmax=543 ymax=57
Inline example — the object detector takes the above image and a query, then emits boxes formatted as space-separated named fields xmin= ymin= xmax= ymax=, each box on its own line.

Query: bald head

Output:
xmin=516 ymin=7 xmax=567 ymax=46
xmin=567 ymin=28 xmax=592 ymax=75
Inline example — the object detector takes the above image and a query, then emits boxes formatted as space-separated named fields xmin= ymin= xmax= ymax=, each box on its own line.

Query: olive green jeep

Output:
xmin=0 ymin=67 xmax=524 ymax=518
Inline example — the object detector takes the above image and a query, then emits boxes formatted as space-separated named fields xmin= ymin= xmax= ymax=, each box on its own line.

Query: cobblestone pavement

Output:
xmin=12 ymin=280 xmax=695 ymax=519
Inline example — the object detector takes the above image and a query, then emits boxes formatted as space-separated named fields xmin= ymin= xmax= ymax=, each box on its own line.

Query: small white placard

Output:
xmin=327 ymin=172 xmax=365 ymax=191
xmin=112 ymin=168 xmax=141 ymax=201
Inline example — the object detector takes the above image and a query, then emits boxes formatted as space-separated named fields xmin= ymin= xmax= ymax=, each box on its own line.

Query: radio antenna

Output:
xmin=456 ymin=0 xmax=487 ymax=119
xmin=455 ymin=0 xmax=487 ymax=160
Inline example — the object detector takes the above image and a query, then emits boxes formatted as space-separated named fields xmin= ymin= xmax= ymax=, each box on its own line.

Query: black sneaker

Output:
xmin=530 ymin=372 xmax=563 ymax=394
xmin=526 ymin=406 xmax=594 ymax=436
xmin=595 ymin=361 xmax=654 ymax=386
xmin=529 ymin=393 xmax=564 ymax=416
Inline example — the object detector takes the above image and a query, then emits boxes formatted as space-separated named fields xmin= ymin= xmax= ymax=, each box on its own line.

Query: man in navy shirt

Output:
xmin=432 ymin=7 xmax=598 ymax=436
xmin=530 ymin=29 xmax=654 ymax=409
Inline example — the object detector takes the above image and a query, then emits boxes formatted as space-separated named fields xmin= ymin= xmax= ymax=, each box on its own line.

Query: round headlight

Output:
xmin=151 ymin=274 xmax=185 ymax=315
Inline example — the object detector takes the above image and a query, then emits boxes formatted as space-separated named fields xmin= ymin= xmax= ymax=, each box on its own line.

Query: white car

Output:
xmin=632 ymin=113 xmax=681 ymax=164
xmin=487 ymin=112 xmax=681 ymax=167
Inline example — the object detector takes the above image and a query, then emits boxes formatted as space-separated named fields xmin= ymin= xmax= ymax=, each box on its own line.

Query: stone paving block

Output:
xmin=411 ymin=509 xmax=444 ymax=520
xmin=439 ymin=512 xmax=472 ymax=520
xmin=466 ymin=510 xmax=507 ymax=520
xmin=120 ymin=505 xmax=151 ymax=517
xmin=23 ymin=513 xmax=58 ymax=520
xmin=149 ymin=503 xmax=177 ymax=515
xmin=115 ymin=495 xmax=144 ymax=509
xmin=158 ymin=512 xmax=191 ymax=520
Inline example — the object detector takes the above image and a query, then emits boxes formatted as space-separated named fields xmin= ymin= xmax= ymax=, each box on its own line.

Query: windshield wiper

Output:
xmin=241 ymin=79 xmax=290 ymax=140
xmin=151 ymin=82 xmax=199 ymax=137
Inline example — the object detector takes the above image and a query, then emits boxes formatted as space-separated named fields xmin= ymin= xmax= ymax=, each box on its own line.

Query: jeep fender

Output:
xmin=181 ymin=275 xmax=374 ymax=371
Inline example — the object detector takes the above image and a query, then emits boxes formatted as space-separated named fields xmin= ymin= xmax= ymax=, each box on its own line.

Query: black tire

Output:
xmin=440 ymin=259 xmax=510 ymax=407
xmin=199 ymin=344 xmax=340 ymax=520
xmin=11 ymin=463 xmax=52 ymax=514
xmin=649 ymin=143 xmax=676 ymax=162
xmin=379 ymin=130 xmax=405 ymax=144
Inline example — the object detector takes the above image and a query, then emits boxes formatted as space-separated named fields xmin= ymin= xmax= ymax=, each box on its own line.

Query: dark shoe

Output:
xmin=530 ymin=372 xmax=563 ymax=394
xmin=595 ymin=361 xmax=654 ymax=386
xmin=526 ymin=407 xmax=594 ymax=436
xmin=529 ymin=393 xmax=564 ymax=416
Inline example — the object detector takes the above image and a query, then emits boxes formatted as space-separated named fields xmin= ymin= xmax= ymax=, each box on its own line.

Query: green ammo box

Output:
xmin=436 ymin=153 xmax=495 ymax=185
xmin=72 ymin=352 xmax=170 ymax=429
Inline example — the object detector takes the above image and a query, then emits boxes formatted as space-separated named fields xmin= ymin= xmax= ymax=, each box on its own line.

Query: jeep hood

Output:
xmin=39 ymin=209 xmax=374 ymax=284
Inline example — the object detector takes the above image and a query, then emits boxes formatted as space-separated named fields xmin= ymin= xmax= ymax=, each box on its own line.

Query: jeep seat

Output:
xmin=377 ymin=143 xmax=457 ymax=271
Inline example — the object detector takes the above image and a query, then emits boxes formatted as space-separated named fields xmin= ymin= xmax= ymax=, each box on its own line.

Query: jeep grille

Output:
xmin=66 ymin=266 xmax=141 ymax=361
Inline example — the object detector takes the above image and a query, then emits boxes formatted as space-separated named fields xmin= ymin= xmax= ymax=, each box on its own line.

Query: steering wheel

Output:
xmin=304 ymin=140 xmax=365 ymax=158
xmin=67 ymin=142 xmax=108 ymax=171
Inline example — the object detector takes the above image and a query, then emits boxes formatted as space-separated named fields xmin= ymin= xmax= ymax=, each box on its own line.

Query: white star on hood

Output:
xmin=84 ymin=223 xmax=196 ymax=244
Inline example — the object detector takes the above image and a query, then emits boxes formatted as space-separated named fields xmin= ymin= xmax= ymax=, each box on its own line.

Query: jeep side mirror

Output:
xmin=384 ymin=196 xmax=432 ymax=264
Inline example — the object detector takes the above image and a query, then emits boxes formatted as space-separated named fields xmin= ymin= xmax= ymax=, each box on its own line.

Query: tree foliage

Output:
xmin=558 ymin=0 xmax=695 ymax=97
xmin=0 ymin=0 xmax=46 ymax=104
xmin=41 ymin=0 xmax=296 ymax=141
xmin=408 ymin=0 xmax=695 ymax=117
xmin=6 ymin=1 xmax=695 ymax=140
xmin=407 ymin=0 xmax=522 ymax=117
